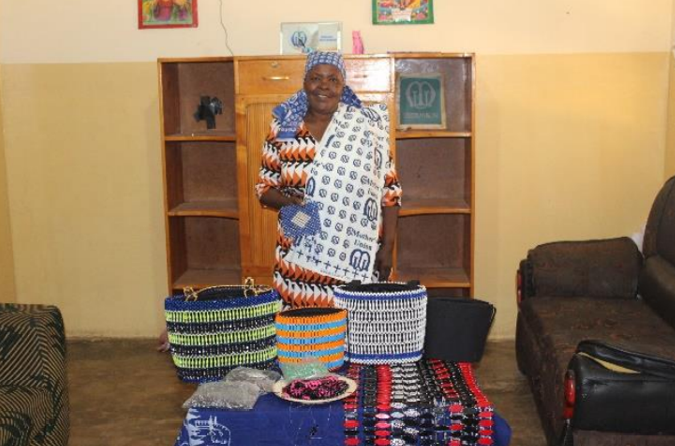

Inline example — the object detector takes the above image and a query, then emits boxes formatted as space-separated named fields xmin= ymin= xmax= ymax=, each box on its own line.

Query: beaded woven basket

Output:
xmin=334 ymin=281 xmax=427 ymax=365
xmin=275 ymin=307 xmax=347 ymax=371
xmin=164 ymin=280 xmax=282 ymax=383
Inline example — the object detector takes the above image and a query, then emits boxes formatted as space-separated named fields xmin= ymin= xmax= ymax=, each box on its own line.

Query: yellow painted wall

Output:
xmin=0 ymin=0 xmax=672 ymax=337
xmin=666 ymin=0 xmax=675 ymax=179
xmin=476 ymin=54 xmax=667 ymax=337
xmin=0 ymin=1 xmax=672 ymax=63
xmin=1 ymin=64 xmax=166 ymax=335
xmin=0 ymin=65 xmax=17 ymax=303
xmin=667 ymin=54 xmax=675 ymax=178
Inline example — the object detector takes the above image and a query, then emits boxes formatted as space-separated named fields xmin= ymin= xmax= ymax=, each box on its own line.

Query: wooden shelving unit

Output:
xmin=391 ymin=53 xmax=475 ymax=296
xmin=158 ymin=58 xmax=239 ymax=292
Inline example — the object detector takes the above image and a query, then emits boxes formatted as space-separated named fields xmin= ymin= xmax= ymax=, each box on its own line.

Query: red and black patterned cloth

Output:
xmin=343 ymin=360 xmax=493 ymax=446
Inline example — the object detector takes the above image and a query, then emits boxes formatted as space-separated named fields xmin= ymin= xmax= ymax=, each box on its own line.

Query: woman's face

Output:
xmin=304 ymin=64 xmax=345 ymax=116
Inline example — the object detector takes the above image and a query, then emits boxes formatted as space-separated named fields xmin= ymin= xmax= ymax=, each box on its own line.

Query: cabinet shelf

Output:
xmin=172 ymin=267 xmax=242 ymax=291
xmin=395 ymin=266 xmax=470 ymax=288
xmin=165 ymin=131 xmax=237 ymax=142
xmin=396 ymin=214 xmax=471 ymax=291
xmin=396 ymin=130 xmax=471 ymax=139
xmin=396 ymin=138 xmax=472 ymax=212
xmin=168 ymin=200 xmax=239 ymax=218
xmin=167 ymin=216 xmax=241 ymax=292
xmin=165 ymin=141 xmax=238 ymax=213
xmin=160 ymin=60 xmax=236 ymax=136
xmin=401 ymin=197 xmax=470 ymax=216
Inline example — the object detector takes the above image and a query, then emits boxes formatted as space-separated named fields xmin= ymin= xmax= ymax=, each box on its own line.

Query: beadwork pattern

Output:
xmin=165 ymin=285 xmax=282 ymax=383
xmin=275 ymin=307 xmax=347 ymax=371
xmin=279 ymin=201 xmax=321 ymax=244
xmin=334 ymin=282 xmax=427 ymax=364
xmin=343 ymin=360 xmax=495 ymax=446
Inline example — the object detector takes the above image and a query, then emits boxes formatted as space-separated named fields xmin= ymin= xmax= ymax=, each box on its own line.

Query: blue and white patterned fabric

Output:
xmin=273 ymin=52 xmax=362 ymax=140
xmin=279 ymin=201 xmax=322 ymax=245
xmin=175 ymin=395 xmax=344 ymax=446
xmin=284 ymin=102 xmax=390 ymax=282
xmin=304 ymin=51 xmax=346 ymax=78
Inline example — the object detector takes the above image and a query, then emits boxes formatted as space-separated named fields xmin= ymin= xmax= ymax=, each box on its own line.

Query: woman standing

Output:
xmin=257 ymin=52 xmax=402 ymax=308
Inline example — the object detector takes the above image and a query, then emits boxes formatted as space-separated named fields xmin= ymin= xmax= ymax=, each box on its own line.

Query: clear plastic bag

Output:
xmin=226 ymin=367 xmax=281 ymax=393
xmin=182 ymin=367 xmax=282 ymax=410
xmin=279 ymin=358 xmax=330 ymax=381
xmin=182 ymin=380 xmax=260 ymax=410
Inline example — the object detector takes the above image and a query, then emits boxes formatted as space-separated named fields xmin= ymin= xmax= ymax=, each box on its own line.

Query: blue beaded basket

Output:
xmin=334 ymin=281 xmax=427 ymax=365
xmin=164 ymin=280 xmax=282 ymax=383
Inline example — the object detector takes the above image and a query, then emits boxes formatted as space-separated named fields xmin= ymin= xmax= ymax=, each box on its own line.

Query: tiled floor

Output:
xmin=67 ymin=339 xmax=547 ymax=445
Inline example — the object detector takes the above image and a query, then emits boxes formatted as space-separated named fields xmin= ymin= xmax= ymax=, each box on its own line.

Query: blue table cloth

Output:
xmin=174 ymin=394 xmax=511 ymax=446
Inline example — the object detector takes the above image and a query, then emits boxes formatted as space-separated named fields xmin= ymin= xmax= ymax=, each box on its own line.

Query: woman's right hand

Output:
xmin=260 ymin=188 xmax=304 ymax=211
xmin=286 ymin=195 xmax=304 ymax=206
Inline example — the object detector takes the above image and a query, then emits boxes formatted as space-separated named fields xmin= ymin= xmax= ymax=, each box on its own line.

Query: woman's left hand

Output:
xmin=374 ymin=243 xmax=394 ymax=281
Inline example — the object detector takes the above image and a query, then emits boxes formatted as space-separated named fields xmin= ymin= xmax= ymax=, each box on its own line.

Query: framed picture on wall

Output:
xmin=396 ymin=73 xmax=446 ymax=129
xmin=373 ymin=0 xmax=434 ymax=25
xmin=280 ymin=22 xmax=342 ymax=55
xmin=138 ymin=0 xmax=198 ymax=29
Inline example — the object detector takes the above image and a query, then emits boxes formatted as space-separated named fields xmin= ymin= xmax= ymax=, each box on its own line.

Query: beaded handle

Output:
xmin=182 ymin=277 xmax=271 ymax=302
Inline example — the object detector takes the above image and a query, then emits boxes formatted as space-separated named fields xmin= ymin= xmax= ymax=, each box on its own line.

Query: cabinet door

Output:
xmin=236 ymin=94 xmax=290 ymax=286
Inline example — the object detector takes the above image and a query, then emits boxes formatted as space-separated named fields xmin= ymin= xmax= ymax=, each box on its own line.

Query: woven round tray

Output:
xmin=272 ymin=376 xmax=357 ymax=405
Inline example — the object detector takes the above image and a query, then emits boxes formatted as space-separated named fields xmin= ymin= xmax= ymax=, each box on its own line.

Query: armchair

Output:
xmin=0 ymin=304 xmax=69 ymax=446
xmin=515 ymin=175 xmax=675 ymax=446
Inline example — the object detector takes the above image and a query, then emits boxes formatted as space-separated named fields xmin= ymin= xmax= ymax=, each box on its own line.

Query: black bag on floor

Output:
xmin=562 ymin=340 xmax=675 ymax=443
xmin=423 ymin=297 xmax=495 ymax=362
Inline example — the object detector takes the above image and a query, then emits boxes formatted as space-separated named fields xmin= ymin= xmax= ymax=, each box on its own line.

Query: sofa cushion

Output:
xmin=521 ymin=297 xmax=675 ymax=369
xmin=529 ymin=238 xmax=642 ymax=299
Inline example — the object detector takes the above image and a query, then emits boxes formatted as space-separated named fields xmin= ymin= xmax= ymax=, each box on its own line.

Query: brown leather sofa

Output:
xmin=515 ymin=175 xmax=675 ymax=446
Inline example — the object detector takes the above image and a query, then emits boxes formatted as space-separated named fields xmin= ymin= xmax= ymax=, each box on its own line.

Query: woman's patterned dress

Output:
xmin=256 ymin=118 xmax=402 ymax=307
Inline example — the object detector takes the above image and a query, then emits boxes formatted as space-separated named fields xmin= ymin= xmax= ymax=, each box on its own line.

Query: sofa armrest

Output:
xmin=565 ymin=341 xmax=675 ymax=435
xmin=517 ymin=259 xmax=535 ymax=303
xmin=0 ymin=304 xmax=67 ymax=388
xmin=523 ymin=237 xmax=642 ymax=299
xmin=0 ymin=304 xmax=69 ymax=445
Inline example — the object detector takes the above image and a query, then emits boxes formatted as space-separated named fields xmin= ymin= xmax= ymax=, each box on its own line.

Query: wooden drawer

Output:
xmin=237 ymin=59 xmax=304 ymax=95
xmin=237 ymin=57 xmax=392 ymax=95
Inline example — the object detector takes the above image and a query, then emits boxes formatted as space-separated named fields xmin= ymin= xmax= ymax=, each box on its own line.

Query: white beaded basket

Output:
xmin=333 ymin=281 xmax=427 ymax=364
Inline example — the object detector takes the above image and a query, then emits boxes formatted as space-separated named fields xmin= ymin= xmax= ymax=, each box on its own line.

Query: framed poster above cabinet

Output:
xmin=373 ymin=0 xmax=434 ymax=25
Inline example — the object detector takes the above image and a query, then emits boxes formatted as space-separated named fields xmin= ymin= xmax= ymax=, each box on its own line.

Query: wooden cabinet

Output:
xmin=158 ymin=54 xmax=474 ymax=295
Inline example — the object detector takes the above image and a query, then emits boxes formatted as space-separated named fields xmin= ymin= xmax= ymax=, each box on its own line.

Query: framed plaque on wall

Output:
xmin=280 ymin=22 xmax=342 ymax=55
xmin=397 ymin=73 xmax=446 ymax=129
